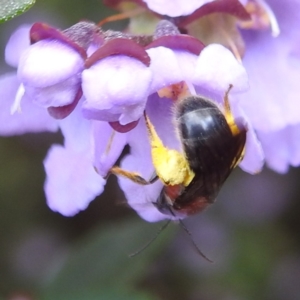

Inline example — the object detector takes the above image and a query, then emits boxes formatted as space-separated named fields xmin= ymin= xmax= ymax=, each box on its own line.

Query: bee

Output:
xmin=110 ymin=85 xmax=247 ymax=219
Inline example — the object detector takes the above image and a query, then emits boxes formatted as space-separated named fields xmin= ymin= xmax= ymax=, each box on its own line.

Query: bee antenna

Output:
xmin=178 ymin=219 xmax=214 ymax=263
xmin=129 ymin=220 xmax=171 ymax=257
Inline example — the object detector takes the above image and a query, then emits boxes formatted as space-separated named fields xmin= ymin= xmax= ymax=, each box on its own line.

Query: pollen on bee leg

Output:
xmin=157 ymin=81 xmax=191 ymax=101
xmin=143 ymin=111 xmax=194 ymax=186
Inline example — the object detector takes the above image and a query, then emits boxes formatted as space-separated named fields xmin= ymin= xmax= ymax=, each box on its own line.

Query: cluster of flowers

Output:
xmin=0 ymin=0 xmax=299 ymax=222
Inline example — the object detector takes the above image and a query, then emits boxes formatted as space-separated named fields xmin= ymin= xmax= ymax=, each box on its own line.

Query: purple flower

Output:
xmin=17 ymin=22 xmax=98 ymax=119
xmin=19 ymin=39 xmax=83 ymax=107
xmin=237 ymin=0 xmax=300 ymax=172
xmin=0 ymin=25 xmax=58 ymax=135
xmin=0 ymin=23 xmax=106 ymax=216
xmin=1 ymin=0 xmax=299 ymax=222
xmin=82 ymin=38 xmax=153 ymax=126
xmin=44 ymin=106 xmax=105 ymax=216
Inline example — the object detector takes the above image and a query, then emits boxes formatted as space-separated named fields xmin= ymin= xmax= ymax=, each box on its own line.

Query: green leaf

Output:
xmin=0 ymin=0 xmax=36 ymax=23
xmin=41 ymin=218 xmax=176 ymax=298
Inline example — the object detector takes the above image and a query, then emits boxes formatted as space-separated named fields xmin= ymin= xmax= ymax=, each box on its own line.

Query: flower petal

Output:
xmin=0 ymin=73 xmax=58 ymax=136
xmin=143 ymin=0 xmax=215 ymax=17
xmin=18 ymin=39 xmax=84 ymax=88
xmin=44 ymin=144 xmax=104 ymax=216
xmin=147 ymin=46 xmax=198 ymax=93
xmin=25 ymin=76 xmax=81 ymax=107
xmin=230 ymin=104 xmax=265 ymax=174
xmin=93 ymin=121 xmax=128 ymax=177
xmin=5 ymin=25 xmax=31 ymax=68
xmin=257 ymin=124 xmax=300 ymax=173
xmin=58 ymin=102 xmax=92 ymax=152
xmin=238 ymin=0 xmax=300 ymax=131
xmin=239 ymin=126 xmax=265 ymax=174
xmin=82 ymin=55 xmax=152 ymax=123
xmin=193 ymin=44 xmax=249 ymax=93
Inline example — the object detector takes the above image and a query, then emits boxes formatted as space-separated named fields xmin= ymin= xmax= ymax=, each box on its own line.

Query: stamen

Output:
xmin=105 ymin=129 xmax=116 ymax=155
xmin=11 ymin=84 xmax=25 ymax=114
xmin=220 ymin=28 xmax=242 ymax=63
xmin=98 ymin=7 xmax=145 ymax=27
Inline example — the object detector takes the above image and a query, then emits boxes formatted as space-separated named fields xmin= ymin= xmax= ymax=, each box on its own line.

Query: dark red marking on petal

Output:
xmin=176 ymin=0 xmax=251 ymax=27
xmin=109 ymin=119 xmax=139 ymax=133
xmin=30 ymin=23 xmax=87 ymax=59
xmin=145 ymin=35 xmax=205 ymax=56
xmin=85 ymin=38 xmax=150 ymax=68
xmin=47 ymin=89 xmax=82 ymax=119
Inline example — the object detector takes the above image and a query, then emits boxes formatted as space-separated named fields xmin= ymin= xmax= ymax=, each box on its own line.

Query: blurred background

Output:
xmin=1 ymin=1 xmax=300 ymax=299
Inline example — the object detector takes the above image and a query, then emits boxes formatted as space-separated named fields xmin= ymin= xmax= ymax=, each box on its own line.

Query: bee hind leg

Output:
xmin=109 ymin=166 xmax=158 ymax=185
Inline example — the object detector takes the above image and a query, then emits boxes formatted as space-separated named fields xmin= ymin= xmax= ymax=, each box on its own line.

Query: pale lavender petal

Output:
xmin=0 ymin=73 xmax=58 ymax=136
xmin=58 ymin=103 xmax=92 ymax=152
xmin=44 ymin=144 xmax=104 ymax=216
xmin=25 ymin=76 xmax=81 ymax=107
xmin=18 ymin=39 xmax=84 ymax=87
xmin=82 ymin=56 xmax=152 ymax=108
xmin=93 ymin=121 xmax=127 ymax=177
xmin=230 ymin=104 xmax=265 ymax=174
xmin=81 ymin=106 xmax=120 ymax=122
xmin=82 ymin=55 xmax=152 ymax=123
xmin=5 ymin=25 xmax=31 ymax=68
xmin=119 ymin=174 xmax=167 ymax=222
xmin=82 ymin=100 xmax=146 ymax=125
xmin=143 ymin=0 xmax=215 ymax=17
xmin=239 ymin=126 xmax=265 ymax=174
xmin=193 ymin=44 xmax=249 ymax=93
xmin=257 ymin=124 xmax=300 ymax=173
xmin=44 ymin=103 xmax=105 ymax=215
xmin=147 ymin=47 xmax=184 ymax=93
xmin=176 ymin=51 xmax=199 ymax=84
xmin=238 ymin=0 xmax=300 ymax=132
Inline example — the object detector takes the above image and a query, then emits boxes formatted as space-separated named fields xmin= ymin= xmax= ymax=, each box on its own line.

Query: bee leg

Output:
xmin=109 ymin=166 xmax=153 ymax=185
xmin=143 ymin=111 xmax=194 ymax=187
xmin=223 ymin=84 xmax=243 ymax=136
xmin=148 ymin=171 xmax=159 ymax=184
xmin=223 ymin=84 xmax=234 ymax=121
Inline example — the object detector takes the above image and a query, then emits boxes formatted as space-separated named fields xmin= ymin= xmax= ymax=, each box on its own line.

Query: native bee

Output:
xmin=110 ymin=85 xmax=247 ymax=218
xmin=155 ymin=88 xmax=247 ymax=218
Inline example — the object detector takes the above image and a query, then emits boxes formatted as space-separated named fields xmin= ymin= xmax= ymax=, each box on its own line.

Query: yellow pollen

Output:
xmin=144 ymin=112 xmax=194 ymax=186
